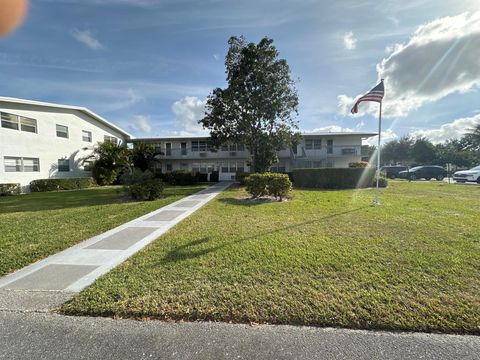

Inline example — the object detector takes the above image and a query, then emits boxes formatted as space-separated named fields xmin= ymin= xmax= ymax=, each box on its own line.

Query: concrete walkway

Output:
xmin=1 ymin=311 xmax=479 ymax=360
xmin=0 ymin=182 xmax=231 ymax=296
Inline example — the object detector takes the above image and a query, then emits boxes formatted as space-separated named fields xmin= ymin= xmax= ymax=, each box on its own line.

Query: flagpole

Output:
xmin=375 ymin=83 xmax=383 ymax=206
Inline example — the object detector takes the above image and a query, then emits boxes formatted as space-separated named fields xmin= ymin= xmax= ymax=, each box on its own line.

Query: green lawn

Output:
xmin=0 ymin=185 xmax=206 ymax=276
xmin=62 ymin=181 xmax=480 ymax=334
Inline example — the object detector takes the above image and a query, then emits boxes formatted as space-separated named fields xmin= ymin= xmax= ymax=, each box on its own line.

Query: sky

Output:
xmin=1 ymin=0 xmax=479 ymax=145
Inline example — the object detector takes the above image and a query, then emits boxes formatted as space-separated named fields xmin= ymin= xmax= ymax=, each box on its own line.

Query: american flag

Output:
xmin=350 ymin=79 xmax=384 ymax=114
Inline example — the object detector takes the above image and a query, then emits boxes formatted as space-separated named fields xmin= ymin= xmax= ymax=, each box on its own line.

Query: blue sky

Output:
xmin=1 ymin=0 xmax=479 ymax=143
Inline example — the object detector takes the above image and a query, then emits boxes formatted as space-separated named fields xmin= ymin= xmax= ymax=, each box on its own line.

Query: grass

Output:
xmin=61 ymin=181 xmax=480 ymax=334
xmin=0 ymin=185 xmax=206 ymax=276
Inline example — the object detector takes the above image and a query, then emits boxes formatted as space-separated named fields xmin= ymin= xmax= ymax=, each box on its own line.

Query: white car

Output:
xmin=453 ymin=165 xmax=480 ymax=184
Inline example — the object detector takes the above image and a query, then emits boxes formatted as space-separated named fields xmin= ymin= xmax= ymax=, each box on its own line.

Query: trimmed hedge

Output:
xmin=29 ymin=178 xmax=96 ymax=192
xmin=0 ymin=183 xmax=21 ymax=196
xmin=163 ymin=171 xmax=198 ymax=186
xmin=235 ymin=171 xmax=250 ymax=185
xmin=292 ymin=168 xmax=376 ymax=189
xmin=245 ymin=173 xmax=292 ymax=201
xmin=122 ymin=169 xmax=164 ymax=201
xmin=349 ymin=161 xmax=370 ymax=168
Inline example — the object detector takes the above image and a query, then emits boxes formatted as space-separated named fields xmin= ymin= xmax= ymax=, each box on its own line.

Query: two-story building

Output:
xmin=132 ymin=132 xmax=376 ymax=181
xmin=0 ymin=97 xmax=132 ymax=190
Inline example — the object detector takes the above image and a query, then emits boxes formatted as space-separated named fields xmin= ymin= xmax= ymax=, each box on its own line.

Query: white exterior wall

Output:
xmin=0 ymin=102 xmax=127 ymax=190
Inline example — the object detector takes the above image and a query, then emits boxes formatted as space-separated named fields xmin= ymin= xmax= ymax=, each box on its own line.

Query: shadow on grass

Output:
xmin=217 ymin=197 xmax=277 ymax=206
xmin=160 ymin=206 xmax=368 ymax=264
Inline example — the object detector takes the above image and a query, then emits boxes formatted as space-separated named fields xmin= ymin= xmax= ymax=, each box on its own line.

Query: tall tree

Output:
xmin=200 ymin=36 xmax=299 ymax=172
xmin=410 ymin=138 xmax=436 ymax=164
xmin=464 ymin=123 xmax=480 ymax=151
xmin=130 ymin=142 xmax=157 ymax=171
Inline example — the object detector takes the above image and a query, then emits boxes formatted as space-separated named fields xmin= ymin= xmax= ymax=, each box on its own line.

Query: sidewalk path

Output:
xmin=0 ymin=182 xmax=231 ymax=297
xmin=1 ymin=311 xmax=479 ymax=360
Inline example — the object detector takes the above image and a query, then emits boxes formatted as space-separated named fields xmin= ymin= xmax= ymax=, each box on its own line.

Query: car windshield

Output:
xmin=470 ymin=166 xmax=480 ymax=171
xmin=409 ymin=166 xmax=422 ymax=171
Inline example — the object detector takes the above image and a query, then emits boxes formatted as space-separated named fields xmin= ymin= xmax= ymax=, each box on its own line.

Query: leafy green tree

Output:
xmin=410 ymin=138 xmax=436 ymax=164
xmin=200 ymin=36 xmax=299 ymax=172
xmin=464 ymin=123 xmax=480 ymax=151
xmin=130 ymin=142 xmax=157 ymax=172
xmin=382 ymin=136 xmax=414 ymax=164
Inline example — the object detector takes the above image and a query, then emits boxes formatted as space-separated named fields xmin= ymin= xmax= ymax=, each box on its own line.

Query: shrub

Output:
xmin=91 ymin=160 xmax=117 ymax=186
xmin=372 ymin=175 xmax=388 ymax=188
xmin=245 ymin=172 xmax=292 ymax=200
xmin=209 ymin=171 xmax=219 ymax=182
xmin=30 ymin=178 xmax=96 ymax=192
xmin=267 ymin=173 xmax=292 ymax=201
xmin=0 ymin=183 xmax=21 ymax=196
xmin=123 ymin=169 xmax=164 ymax=201
xmin=163 ymin=170 xmax=198 ymax=186
xmin=235 ymin=171 xmax=250 ymax=185
xmin=349 ymin=161 xmax=370 ymax=168
xmin=292 ymin=168 xmax=376 ymax=189
xmin=196 ymin=173 xmax=209 ymax=183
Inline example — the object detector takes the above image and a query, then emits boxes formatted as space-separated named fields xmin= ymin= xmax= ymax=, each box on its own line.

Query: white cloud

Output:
xmin=171 ymin=96 xmax=207 ymax=133
xmin=364 ymin=129 xmax=398 ymax=146
xmin=72 ymin=29 xmax=104 ymax=50
xmin=410 ymin=114 xmax=480 ymax=144
xmin=343 ymin=32 xmax=357 ymax=50
xmin=132 ymin=115 xmax=152 ymax=133
xmin=213 ymin=54 xmax=220 ymax=61
xmin=339 ymin=11 xmax=480 ymax=117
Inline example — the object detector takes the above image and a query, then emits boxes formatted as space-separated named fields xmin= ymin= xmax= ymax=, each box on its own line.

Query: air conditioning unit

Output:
xmin=229 ymin=151 xmax=237 ymax=156
xmin=199 ymin=152 xmax=207 ymax=158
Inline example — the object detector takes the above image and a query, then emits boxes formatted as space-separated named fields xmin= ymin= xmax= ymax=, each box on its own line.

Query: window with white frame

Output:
xmin=104 ymin=135 xmax=118 ymax=144
xmin=58 ymin=159 xmax=70 ymax=172
xmin=313 ymin=139 xmax=322 ymax=149
xmin=4 ymin=156 xmax=40 ymax=172
xmin=82 ymin=130 xmax=92 ymax=142
xmin=1 ymin=112 xmax=37 ymax=133
xmin=191 ymin=140 xmax=209 ymax=152
xmin=56 ymin=124 xmax=69 ymax=138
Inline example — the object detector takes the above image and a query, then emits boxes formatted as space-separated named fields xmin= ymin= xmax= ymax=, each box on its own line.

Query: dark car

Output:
xmin=398 ymin=165 xmax=447 ymax=181
xmin=380 ymin=165 xmax=408 ymax=179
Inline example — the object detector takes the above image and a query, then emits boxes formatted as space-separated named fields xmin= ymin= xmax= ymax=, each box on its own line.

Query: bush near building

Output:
xmin=349 ymin=161 xmax=370 ymax=168
xmin=245 ymin=173 xmax=292 ymax=201
xmin=29 ymin=178 xmax=96 ymax=192
xmin=0 ymin=183 xmax=21 ymax=196
xmin=292 ymin=168 xmax=376 ymax=189
xmin=121 ymin=170 xmax=164 ymax=201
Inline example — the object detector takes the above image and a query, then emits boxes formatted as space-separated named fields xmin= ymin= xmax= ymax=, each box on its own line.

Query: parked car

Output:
xmin=398 ymin=165 xmax=447 ymax=181
xmin=380 ymin=165 xmax=408 ymax=179
xmin=453 ymin=165 xmax=480 ymax=184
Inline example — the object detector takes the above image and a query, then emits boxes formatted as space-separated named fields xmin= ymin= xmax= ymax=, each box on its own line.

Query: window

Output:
xmin=4 ymin=157 xmax=22 ymax=172
xmin=58 ymin=159 xmax=70 ymax=172
xmin=1 ymin=112 xmax=37 ymax=133
xmin=104 ymin=135 xmax=117 ymax=144
xmin=221 ymin=144 xmax=229 ymax=151
xmin=314 ymin=139 xmax=322 ymax=149
xmin=23 ymin=158 xmax=40 ymax=172
xmin=4 ymin=157 xmax=40 ymax=172
xmin=181 ymin=142 xmax=187 ymax=155
xmin=56 ymin=124 xmax=69 ymax=138
xmin=221 ymin=162 xmax=228 ymax=173
xmin=305 ymin=139 xmax=313 ymax=150
xmin=1 ymin=112 xmax=18 ymax=130
xmin=192 ymin=140 xmax=209 ymax=152
xmin=237 ymin=144 xmax=245 ymax=151
xmin=166 ymin=163 xmax=172 ymax=172
xmin=327 ymin=139 xmax=333 ymax=154
xmin=82 ymin=130 xmax=92 ymax=142
xmin=165 ymin=143 xmax=172 ymax=156
xmin=83 ymin=161 xmax=93 ymax=171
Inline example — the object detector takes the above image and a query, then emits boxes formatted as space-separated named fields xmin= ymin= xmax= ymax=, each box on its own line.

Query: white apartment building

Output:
xmin=0 ymin=97 xmax=131 ymax=190
xmin=132 ymin=132 xmax=376 ymax=181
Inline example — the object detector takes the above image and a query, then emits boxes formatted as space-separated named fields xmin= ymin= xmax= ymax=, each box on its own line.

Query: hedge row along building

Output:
xmin=0 ymin=97 xmax=376 ymax=188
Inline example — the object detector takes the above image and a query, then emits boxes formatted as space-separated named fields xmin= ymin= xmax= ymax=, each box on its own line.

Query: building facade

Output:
xmin=0 ymin=97 xmax=131 ymax=190
xmin=132 ymin=132 xmax=376 ymax=181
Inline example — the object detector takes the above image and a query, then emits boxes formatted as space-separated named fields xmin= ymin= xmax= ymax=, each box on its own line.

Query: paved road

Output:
xmin=1 ymin=311 xmax=479 ymax=360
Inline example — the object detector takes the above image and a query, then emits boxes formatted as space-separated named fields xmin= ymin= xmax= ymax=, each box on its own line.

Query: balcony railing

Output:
xmin=152 ymin=145 xmax=362 ymax=160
